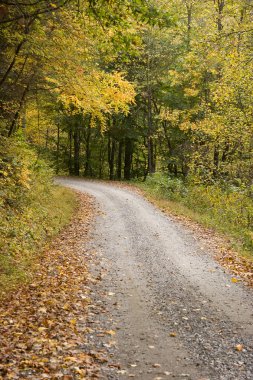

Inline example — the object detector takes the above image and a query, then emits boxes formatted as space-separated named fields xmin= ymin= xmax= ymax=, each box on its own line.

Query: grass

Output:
xmin=0 ymin=184 xmax=76 ymax=298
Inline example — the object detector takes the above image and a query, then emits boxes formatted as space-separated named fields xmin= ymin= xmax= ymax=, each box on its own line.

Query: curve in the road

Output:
xmin=57 ymin=178 xmax=253 ymax=380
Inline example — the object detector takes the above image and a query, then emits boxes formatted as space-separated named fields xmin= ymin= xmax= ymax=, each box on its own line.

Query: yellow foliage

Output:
xmin=184 ymin=87 xmax=199 ymax=97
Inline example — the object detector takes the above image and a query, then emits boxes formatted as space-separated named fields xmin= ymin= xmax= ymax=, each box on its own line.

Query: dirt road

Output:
xmin=57 ymin=178 xmax=253 ymax=380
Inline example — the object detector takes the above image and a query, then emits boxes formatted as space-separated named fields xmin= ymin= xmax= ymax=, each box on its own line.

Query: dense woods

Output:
xmin=1 ymin=0 xmax=253 ymax=181
xmin=1 ymin=0 xmax=253 ymax=259
xmin=1 ymin=0 xmax=252 ymax=181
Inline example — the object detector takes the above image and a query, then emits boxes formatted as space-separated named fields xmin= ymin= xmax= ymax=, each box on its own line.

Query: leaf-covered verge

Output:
xmin=0 ymin=192 xmax=104 ymax=379
xmin=132 ymin=174 xmax=253 ymax=286
xmin=0 ymin=138 xmax=76 ymax=297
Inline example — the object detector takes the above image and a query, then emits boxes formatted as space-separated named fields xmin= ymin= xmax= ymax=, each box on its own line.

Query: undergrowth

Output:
xmin=134 ymin=173 xmax=253 ymax=259
xmin=0 ymin=137 xmax=76 ymax=297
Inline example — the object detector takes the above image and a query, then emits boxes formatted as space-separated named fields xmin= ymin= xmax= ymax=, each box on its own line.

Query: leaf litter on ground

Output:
xmin=0 ymin=192 xmax=105 ymax=379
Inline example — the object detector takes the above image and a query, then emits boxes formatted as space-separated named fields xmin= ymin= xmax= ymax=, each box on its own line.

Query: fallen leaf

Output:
xmin=235 ymin=344 xmax=243 ymax=351
xmin=105 ymin=330 xmax=116 ymax=335
xmin=38 ymin=307 xmax=47 ymax=313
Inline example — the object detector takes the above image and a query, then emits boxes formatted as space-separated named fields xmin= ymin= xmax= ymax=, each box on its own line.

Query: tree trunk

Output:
xmin=212 ymin=0 xmax=225 ymax=178
xmin=148 ymin=136 xmax=155 ymax=174
xmin=0 ymin=17 xmax=34 ymax=88
xmin=124 ymin=138 xmax=133 ymax=180
xmin=186 ymin=3 xmax=192 ymax=50
xmin=84 ymin=120 xmax=91 ymax=176
xmin=56 ymin=124 xmax=60 ymax=174
xmin=108 ymin=137 xmax=116 ymax=180
xmin=0 ymin=39 xmax=26 ymax=87
xmin=73 ymin=125 xmax=80 ymax=176
xmin=8 ymin=83 xmax=30 ymax=137
xmin=147 ymin=91 xmax=155 ymax=174
xmin=68 ymin=129 xmax=73 ymax=175
xmin=217 ymin=0 xmax=225 ymax=32
xmin=117 ymin=141 xmax=123 ymax=180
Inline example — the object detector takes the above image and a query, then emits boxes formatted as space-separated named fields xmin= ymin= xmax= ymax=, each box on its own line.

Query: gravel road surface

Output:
xmin=57 ymin=178 xmax=253 ymax=380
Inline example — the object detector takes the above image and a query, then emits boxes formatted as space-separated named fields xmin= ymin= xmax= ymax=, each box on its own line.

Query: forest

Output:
xmin=1 ymin=0 xmax=253 ymax=284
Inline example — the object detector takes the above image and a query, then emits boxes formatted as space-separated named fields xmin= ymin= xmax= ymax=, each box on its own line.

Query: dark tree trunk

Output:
xmin=117 ymin=141 xmax=123 ymax=180
xmin=68 ymin=129 xmax=73 ymax=175
xmin=148 ymin=136 xmax=156 ymax=174
xmin=73 ymin=126 xmax=80 ymax=176
xmin=186 ymin=4 xmax=192 ymax=50
xmin=56 ymin=124 xmax=60 ymax=174
xmin=84 ymin=120 xmax=91 ymax=176
xmin=8 ymin=83 xmax=29 ymax=137
xmin=108 ymin=137 xmax=116 ymax=180
xmin=99 ymin=145 xmax=103 ymax=179
xmin=0 ymin=17 xmax=34 ymax=88
xmin=0 ymin=39 xmax=25 ymax=87
xmin=217 ymin=0 xmax=225 ymax=32
xmin=124 ymin=138 xmax=133 ymax=180
xmin=211 ymin=1 xmax=225 ymax=178
xmin=147 ymin=91 xmax=155 ymax=174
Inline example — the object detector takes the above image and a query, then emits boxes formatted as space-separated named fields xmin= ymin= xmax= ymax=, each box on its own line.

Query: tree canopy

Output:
xmin=0 ymin=0 xmax=253 ymax=183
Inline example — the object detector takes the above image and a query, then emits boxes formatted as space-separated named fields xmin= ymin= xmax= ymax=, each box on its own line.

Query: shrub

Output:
xmin=0 ymin=137 xmax=76 ymax=296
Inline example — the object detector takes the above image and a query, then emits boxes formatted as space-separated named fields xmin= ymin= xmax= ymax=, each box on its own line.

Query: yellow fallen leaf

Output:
xmin=235 ymin=344 xmax=243 ymax=352
xmin=169 ymin=332 xmax=177 ymax=337
xmin=38 ymin=307 xmax=47 ymax=313
xmin=231 ymin=277 xmax=238 ymax=283
xmin=70 ymin=318 xmax=77 ymax=325
xmin=64 ymin=356 xmax=78 ymax=362
xmin=38 ymin=326 xmax=47 ymax=332
xmin=105 ymin=330 xmax=116 ymax=335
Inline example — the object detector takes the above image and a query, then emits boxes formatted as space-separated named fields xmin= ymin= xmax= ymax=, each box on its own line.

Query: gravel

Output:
xmin=57 ymin=178 xmax=253 ymax=380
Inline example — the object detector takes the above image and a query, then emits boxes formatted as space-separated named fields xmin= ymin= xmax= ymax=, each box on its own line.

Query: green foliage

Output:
xmin=144 ymin=173 xmax=188 ymax=200
xmin=0 ymin=138 xmax=76 ymax=296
